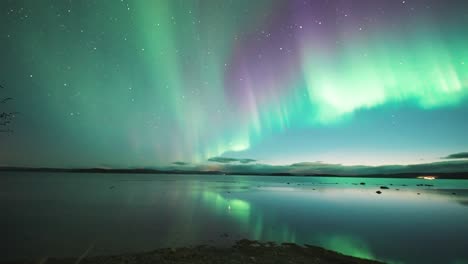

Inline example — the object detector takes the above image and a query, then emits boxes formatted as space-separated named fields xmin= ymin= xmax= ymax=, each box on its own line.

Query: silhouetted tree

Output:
xmin=1 ymin=84 xmax=16 ymax=133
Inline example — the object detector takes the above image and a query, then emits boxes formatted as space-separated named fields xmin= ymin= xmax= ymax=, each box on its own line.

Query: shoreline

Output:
xmin=1 ymin=167 xmax=468 ymax=179
xmin=3 ymin=239 xmax=385 ymax=264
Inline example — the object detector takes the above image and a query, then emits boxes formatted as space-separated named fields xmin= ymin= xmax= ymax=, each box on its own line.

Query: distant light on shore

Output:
xmin=417 ymin=176 xmax=436 ymax=180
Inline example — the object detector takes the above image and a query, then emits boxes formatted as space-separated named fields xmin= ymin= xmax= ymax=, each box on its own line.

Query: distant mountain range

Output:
xmin=1 ymin=166 xmax=468 ymax=179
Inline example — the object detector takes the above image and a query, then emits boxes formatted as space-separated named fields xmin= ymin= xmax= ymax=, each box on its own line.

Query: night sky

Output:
xmin=0 ymin=0 xmax=467 ymax=168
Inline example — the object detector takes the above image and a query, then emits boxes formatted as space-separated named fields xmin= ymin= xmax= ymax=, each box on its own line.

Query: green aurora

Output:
xmin=0 ymin=0 xmax=467 ymax=167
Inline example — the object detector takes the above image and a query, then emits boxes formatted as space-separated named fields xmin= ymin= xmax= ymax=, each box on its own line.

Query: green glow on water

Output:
xmin=318 ymin=235 xmax=375 ymax=260
xmin=200 ymin=191 xmax=251 ymax=224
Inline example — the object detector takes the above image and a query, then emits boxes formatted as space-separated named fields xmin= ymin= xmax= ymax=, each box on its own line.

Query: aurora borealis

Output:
xmin=1 ymin=0 xmax=467 ymax=167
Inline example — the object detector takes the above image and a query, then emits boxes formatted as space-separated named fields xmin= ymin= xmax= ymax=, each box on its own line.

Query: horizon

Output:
xmin=2 ymin=154 xmax=468 ymax=177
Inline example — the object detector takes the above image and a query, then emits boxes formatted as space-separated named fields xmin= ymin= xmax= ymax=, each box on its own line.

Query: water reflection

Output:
xmin=193 ymin=189 xmax=378 ymax=261
xmin=318 ymin=234 xmax=374 ymax=260
xmin=188 ymin=177 xmax=468 ymax=264
xmin=199 ymin=191 xmax=250 ymax=224
xmin=1 ymin=173 xmax=467 ymax=264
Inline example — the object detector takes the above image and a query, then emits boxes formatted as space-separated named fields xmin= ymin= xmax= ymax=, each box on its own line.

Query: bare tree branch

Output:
xmin=1 ymin=97 xmax=12 ymax=103
xmin=1 ymin=83 xmax=16 ymax=133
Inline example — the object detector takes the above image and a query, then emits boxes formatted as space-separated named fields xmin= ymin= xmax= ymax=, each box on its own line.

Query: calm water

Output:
xmin=1 ymin=172 xmax=468 ymax=264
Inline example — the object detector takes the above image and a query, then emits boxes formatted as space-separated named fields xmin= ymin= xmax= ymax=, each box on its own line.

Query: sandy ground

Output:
xmin=6 ymin=240 xmax=385 ymax=264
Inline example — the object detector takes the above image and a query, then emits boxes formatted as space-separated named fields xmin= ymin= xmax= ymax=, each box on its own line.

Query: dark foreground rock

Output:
xmin=5 ymin=239 xmax=384 ymax=264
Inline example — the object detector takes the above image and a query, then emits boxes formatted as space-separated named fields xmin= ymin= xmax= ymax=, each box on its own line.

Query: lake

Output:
xmin=1 ymin=172 xmax=467 ymax=264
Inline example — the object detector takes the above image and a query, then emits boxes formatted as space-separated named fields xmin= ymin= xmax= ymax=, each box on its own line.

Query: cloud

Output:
xmin=239 ymin=158 xmax=256 ymax=164
xmin=203 ymin=160 xmax=468 ymax=176
xmin=442 ymin=152 xmax=468 ymax=159
xmin=208 ymin=157 xmax=256 ymax=164
xmin=208 ymin=157 xmax=239 ymax=163
xmin=173 ymin=161 xmax=189 ymax=166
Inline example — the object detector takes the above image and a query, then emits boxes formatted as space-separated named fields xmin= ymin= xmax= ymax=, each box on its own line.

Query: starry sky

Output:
xmin=0 ymin=0 xmax=467 ymax=168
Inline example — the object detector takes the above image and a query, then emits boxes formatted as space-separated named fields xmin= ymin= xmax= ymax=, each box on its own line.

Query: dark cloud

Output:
xmin=443 ymin=152 xmax=468 ymax=159
xmin=239 ymin=158 xmax=256 ymax=164
xmin=173 ymin=161 xmax=189 ymax=166
xmin=208 ymin=157 xmax=256 ymax=164
xmin=403 ymin=160 xmax=468 ymax=173
xmin=206 ymin=160 xmax=468 ymax=176
xmin=208 ymin=157 xmax=239 ymax=163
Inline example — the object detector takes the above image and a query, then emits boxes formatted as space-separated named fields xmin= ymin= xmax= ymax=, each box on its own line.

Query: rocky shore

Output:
xmin=6 ymin=240 xmax=384 ymax=264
